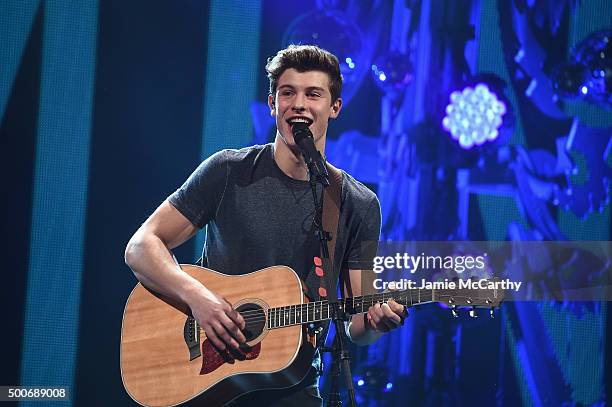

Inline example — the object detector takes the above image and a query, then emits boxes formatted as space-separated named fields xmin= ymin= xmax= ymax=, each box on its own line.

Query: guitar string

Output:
xmin=196 ymin=292 xmax=494 ymax=330
xmin=229 ymin=290 xmax=435 ymax=317
xmin=237 ymin=303 xmax=489 ymax=326
xmin=198 ymin=298 xmax=417 ymax=330
xmin=229 ymin=287 xmax=493 ymax=319
xmin=230 ymin=290 xmax=441 ymax=317
xmin=196 ymin=291 xmax=489 ymax=326
xmin=225 ymin=294 xmax=436 ymax=325
xmin=228 ymin=291 xmax=438 ymax=320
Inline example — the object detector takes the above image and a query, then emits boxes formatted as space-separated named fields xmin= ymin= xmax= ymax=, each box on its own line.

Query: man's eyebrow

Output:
xmin=277 ymin=84 xmax=326 ymax=92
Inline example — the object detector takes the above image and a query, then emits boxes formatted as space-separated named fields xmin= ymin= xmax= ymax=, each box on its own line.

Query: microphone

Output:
xmin=291 ymin=122 xmax=330 ymax=186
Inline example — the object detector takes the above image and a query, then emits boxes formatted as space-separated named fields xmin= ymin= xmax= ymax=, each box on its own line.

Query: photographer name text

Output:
xmin=373 ymin=278 xmax=522 ymax=292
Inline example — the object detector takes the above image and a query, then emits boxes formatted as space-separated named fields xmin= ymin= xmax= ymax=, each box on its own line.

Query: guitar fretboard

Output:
xmin=266 ymin=289 xmax=434 ymax=329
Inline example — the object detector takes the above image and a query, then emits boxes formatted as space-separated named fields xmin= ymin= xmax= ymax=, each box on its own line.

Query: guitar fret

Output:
xmin=265 ymin=288 xmax=441 ymax=331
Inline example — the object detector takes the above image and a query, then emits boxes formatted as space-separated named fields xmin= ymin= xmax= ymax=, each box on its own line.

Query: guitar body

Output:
xmin=120 ymin=265 xmax=316 ymax=407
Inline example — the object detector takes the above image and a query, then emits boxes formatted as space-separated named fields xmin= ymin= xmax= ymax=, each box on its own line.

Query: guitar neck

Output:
xmin=267 ymin=289 xmax=434 ymax=329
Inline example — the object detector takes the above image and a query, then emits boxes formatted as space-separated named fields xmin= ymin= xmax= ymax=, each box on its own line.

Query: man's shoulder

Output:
xmin=339 ymin=169 xmax=378 ymax=207
xmin=219 ymin=143 xmax=270 ymax=163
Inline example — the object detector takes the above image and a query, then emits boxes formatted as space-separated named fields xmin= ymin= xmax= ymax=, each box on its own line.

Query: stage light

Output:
xmin=345 ymin=57 xmax=355 ymax=69
xmin=442 ymin=84 xmax=507 ymax=149
xmin=283 ymin=10 xmax=365 ymax=105
xmin=552 ymin=29 xmax=612 ymax=107
xmin=371 ymin=52 xmax=413 ymax=94
xmin=357 ymin=378 xmax=365 ymax=387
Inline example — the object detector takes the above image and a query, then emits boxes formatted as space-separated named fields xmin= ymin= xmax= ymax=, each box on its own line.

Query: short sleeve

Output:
xmin=344 ymin=197 xmax=382 ymax=270
xmin=167 ymin=150 xmax=228 ymax=228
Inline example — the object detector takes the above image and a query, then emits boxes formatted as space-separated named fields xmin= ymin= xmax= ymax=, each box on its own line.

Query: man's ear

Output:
xmin=268 ymin=94 xmax=276 ymax=117
xmin=330 ymin=98 xmax=343 ymax=119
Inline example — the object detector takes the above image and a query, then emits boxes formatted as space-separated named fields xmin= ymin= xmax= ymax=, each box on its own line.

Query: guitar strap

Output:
xmin=319 ymin=163 xmax=343 ymax=299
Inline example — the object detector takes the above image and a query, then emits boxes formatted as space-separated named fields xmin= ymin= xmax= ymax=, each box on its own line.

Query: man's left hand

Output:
xmin=366 ymin=299 xmax=408 ymax=332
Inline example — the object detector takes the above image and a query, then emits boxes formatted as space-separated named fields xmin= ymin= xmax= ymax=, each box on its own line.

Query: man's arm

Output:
xmin=343 ymin=268 xmax=406 ymax=346
xmin=124 ymin=200 xmax=246 ymax=352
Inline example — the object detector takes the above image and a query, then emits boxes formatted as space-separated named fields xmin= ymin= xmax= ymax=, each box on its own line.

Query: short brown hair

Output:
xmin=266 ymin=44 xmax=343 ymax=104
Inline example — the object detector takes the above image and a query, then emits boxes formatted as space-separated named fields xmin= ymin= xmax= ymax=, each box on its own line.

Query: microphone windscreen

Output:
xmin=291 ymin=122 xmax=312 ymax=143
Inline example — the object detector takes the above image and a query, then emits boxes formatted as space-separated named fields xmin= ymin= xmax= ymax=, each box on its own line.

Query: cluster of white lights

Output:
xmin=371 ymin=64 xmax=386 ymax=81
xmin=345 ymin=57 xmax=356 ymax=69
xmin=442 ymin=84 xmax=506 ymax=149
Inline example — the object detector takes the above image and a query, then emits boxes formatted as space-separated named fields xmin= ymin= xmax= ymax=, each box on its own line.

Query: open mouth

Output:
xmin=287 ymin=117 xmax=313 ymax=127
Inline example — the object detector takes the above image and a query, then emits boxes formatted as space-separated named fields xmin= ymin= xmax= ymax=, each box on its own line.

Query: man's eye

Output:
xmin=280 ymin=90 xmax=293 ymax=96
xmin=308 ymin=92 xmax=321 ymax=97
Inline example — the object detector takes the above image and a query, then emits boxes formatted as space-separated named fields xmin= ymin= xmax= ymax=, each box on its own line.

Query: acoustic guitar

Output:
xmin=120 ymin=264 xmax=503 ymax=406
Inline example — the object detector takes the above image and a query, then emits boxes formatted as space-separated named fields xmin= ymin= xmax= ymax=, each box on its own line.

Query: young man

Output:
xmin=125 ymin=44 xmax=406 ymax=406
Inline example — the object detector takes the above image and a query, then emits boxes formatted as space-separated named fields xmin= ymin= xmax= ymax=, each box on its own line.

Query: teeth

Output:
xmin=290 ymin=118 xmax=311 ymax=124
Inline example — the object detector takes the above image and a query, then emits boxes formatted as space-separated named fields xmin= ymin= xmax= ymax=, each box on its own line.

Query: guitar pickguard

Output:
xmin=200 ymin=340 xmax=261 ymax=375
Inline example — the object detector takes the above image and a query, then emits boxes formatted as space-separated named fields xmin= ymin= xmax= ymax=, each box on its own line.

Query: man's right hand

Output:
xmin=189 ymin=287 xmax=247 ymax=352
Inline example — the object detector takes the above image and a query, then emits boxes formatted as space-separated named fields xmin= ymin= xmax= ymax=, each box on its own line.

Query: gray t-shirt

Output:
xmin=168 ymin=143 xmax=380 ymax=397
xmin=168 ymin=143 xmax=381 ymax=301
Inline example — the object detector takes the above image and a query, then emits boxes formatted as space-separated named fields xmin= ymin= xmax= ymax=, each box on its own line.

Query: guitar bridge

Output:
xmin=184 ymin=316 xmax=201 ymax=361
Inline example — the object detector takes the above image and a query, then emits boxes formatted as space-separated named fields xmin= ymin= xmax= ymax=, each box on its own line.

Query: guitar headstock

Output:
xmin=433 ymin=278 xmax=505 ymax=318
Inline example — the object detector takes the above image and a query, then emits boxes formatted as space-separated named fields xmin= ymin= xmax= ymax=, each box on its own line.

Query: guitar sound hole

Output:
xmin=236 ymin=303 xmax=265 ymax=341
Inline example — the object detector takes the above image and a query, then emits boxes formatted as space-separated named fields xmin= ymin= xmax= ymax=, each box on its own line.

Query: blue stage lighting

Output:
xmin=357 ymin=378 xmax=365 ymax=387
xmin=553 ymin=30 xmax=612 ymax=107
xmin=442 ymin=83 xmax=507 ymax=149
xmin=345 ymin=57 xmax=355 ymax=69
xmin=371 ymin=52 xmax=413 ymax=94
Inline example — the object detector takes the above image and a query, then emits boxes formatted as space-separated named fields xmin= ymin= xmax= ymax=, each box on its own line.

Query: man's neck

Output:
xmin=273 ymin=134 xmax=326 ymax=181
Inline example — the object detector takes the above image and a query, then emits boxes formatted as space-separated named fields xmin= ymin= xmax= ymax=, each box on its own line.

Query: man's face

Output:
xmin=269 ymin=68 xmax=342 ymax=150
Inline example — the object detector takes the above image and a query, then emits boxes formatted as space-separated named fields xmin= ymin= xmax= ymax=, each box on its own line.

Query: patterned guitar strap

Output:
xmin=316 ymin=163 xmax=343 ymax=301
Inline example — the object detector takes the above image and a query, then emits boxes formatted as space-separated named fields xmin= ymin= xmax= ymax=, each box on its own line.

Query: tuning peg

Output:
xmin=451 ymin=305 xmax=459 ymax=318
xmin=469 ymin=306 xmax=477 ymax=318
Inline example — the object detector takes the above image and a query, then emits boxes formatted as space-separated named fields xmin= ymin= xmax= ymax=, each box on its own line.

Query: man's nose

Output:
xmin=291 ymin=94 xmax=306 ymax=112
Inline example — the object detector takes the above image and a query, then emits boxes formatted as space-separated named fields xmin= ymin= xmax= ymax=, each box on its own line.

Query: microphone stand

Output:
xmin=307 ymin=161 xmax=357 ymax=407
